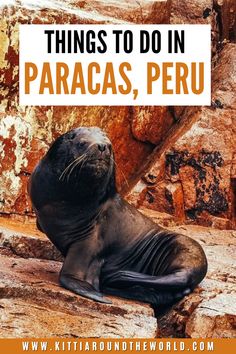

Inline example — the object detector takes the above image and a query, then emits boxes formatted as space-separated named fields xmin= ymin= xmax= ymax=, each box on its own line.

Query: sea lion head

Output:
xmin=45 ymin=127 xmax=116 ymax=203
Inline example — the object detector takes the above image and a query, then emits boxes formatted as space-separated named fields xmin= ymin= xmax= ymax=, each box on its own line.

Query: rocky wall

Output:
xmin=0 ymin=215 xmax=235 ymax=338
xmin=0 ymin=0 xmax=173 ymax=215
xmin=127 ymin=43 xmax=236 ymax=228
xmin=0 ymin=0 xmax=235 ymax=228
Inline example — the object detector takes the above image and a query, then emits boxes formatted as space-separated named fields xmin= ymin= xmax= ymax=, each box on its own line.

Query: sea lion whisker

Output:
xmin=66 ymin=143 xmax=98 ymax=181
xmin=59 ymin=154 xmax=87 ymax=181
xmin=67 ymin=154 xmax=88 ymax=181
xmin=110 ymin=155 xmax=129 ymax=188
xmin=68 ymin=155 xmax=87 ymax=181
xmin=60 ymin=147 xmax=96 ymax=181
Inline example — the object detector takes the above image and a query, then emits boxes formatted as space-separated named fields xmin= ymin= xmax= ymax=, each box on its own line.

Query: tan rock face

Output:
xmin=214 ymin=0 xmax=236 ymax=43
xmin=0 ymin=217 xmax=157 ymax=338
xmin=165 ymin=149 xmax=230 ymax=219
xmin=170 ymin=0 xmax=214 ymax=24
xmin=131 ymin=106 xmax=174 ymax=145
xmin=0 ymin=215 xmax=236 ymax=338
xmin=128 ymin=43 xmax=236 ymax=227
xmin=0 ymin=298 xmax=156 ymax=338
xmin=1 ymin=1 xmax=173 ymax=215
xmin=170 ymin=0 xmax=236 ymax=56
xmin=74 ymin=0 xmax=171 ymax=24
xmin=0 ymin=108 xmax=155 ymax=215
xmin=156 ymin=222 xmax=236 ymax=338
xmin=185 ymin=294 xmax=236 ymax=338
xmin=0 ymin=0 xmax=235 ymax=228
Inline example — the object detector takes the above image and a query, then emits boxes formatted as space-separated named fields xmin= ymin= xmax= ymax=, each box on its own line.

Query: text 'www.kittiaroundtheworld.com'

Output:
xmin=21 ymin=340 xmax=215 ymax=352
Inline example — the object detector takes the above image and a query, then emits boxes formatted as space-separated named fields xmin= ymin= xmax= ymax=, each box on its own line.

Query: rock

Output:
xmin=0 ymin=1 xmax=175 ymax=216
xmin=1 ymin=0 xmax=236 ymax=225
xmin=170 ymin=0 xmax=236 ymax=56
xmin=165 ymin=182 xmax=185 ymax=220
xmin=0 ymin=253 xmax=157 ymax=338
xmin=75 ymin=0 xmax=171 ymax=24
xmin=0 ymin=0 xmax=171 ymax=107
xmin=170 ymin=0 xmax=214 ymax=24
xmin=0 ymin=218 xmax=156 ymax=338
xmin=0 ymin=216 xmax=236 ymax=338
xmin=127 ymin=43 xmax=236 ymax=228
xmin=165 ymin=149 xmax=230 ymax=219
xmin=214 ymin=0 xmax=236 ymax=43
xmin=185 ymin=294 xmax=236 ymax=338
xmin=131 ymin=106 xmax=174 ymax=145
xmin=0 ymin=298 xmax=156 ymax=338
xmin=138 ymin=207 xmax=183 ymax=227
xmin=0 ymin=219 xmax=62 ymax=261
xmin=134 ymin=181 xmax=175 ymax=214
xmin=170 ymin=0 xmax=220 ymax=55
xmin=156 ymin=223 xmax=236 ymax=338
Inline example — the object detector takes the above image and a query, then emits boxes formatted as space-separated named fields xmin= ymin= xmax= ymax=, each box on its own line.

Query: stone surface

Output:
xmin=214 ymin=0 xmax=236 ymax=43
xmin=75 ymin=0 xmax=171 ymax=24
xmin=156 ymin=222 xmax=236 ymax=338
xmin=171 ymin=0 xmax=236 ymax=59
xmin=0 ymin=218 xmax=62 ymax=261
xmin=0 ymin=215 xmax=236 ymax=338
xmin=170 ymin=0 xmax=220 ymax=56
xmin=127 ymin=43 xmax=236 ymax=228
xmin=0 ymin=0 xmax=235 ymax=225
xmin=170 ymin=0 xmax=215 ymax=24
xmin=185 ymin=294 xmax=236 ymax=338
xmin=0 ymin=297 xmax=155 ymax=338
xmin=0 ymin=107 xmax=154 ymax=214
xmin=131 ymin=107 xmax=174 ymax=145
xmin=0 ymin=218 xmax=157 ymax=338
xmin=0 ymin=0 xmax=174 ymax=216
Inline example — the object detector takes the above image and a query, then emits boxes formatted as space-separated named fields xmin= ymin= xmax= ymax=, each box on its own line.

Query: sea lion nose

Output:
xmin=98 ymin=143 xmax=106 ymax=152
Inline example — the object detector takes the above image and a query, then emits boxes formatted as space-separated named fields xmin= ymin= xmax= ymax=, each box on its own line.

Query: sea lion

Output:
xmin=29 ymin=127 xmax=207 ymax=306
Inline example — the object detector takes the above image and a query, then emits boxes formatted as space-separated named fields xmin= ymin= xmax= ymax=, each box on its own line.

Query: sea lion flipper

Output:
xmin=59 ymin=273 xmax=112 ymax=304
xmin=59 ymin=239 xmax=112 ymax=304
xmin=103 ymin=286 xmax=191 ymax=306
xmin=102 ymin=269 xmax=191 ymax=289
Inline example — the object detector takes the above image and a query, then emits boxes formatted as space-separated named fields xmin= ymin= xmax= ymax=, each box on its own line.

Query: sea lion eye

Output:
xmin=78 ymin=141 xmax=86 ymax=148
xmin=68 ymin=132 xmax=76 ymax=140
